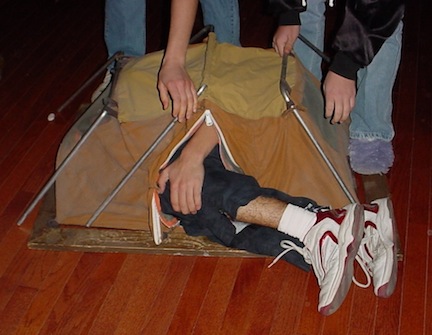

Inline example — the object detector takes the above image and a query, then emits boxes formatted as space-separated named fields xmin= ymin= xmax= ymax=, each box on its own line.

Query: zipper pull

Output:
xmin=204 ymin=109 xmax=214 ymax=126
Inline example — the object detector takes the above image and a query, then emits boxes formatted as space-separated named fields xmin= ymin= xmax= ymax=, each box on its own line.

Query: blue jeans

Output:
xmin=104 ymin=0 xmax=240 ymax=58
xmin=200 ymin=0 xmax=241 ymax=46
xmin=105 ymin=0 xmax=146 ymax=58
xmin=294 ymin=0 xmax=403 ymax=141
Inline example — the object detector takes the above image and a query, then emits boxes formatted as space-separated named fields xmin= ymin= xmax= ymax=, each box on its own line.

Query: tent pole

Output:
xmin=56 ymin=51 xmax=124 ymax=114
xmin=298 ymin=33 xmax=331 ymax=64
xmin=17 ymin=55 xmax=125 ymax=226
xmin=280 ymin=53 xmax=357 ymax=204
xmin=85 ymin=84 xmax=208 ymax=227
xmin=17 ymin=109 xmax=110 ymax=226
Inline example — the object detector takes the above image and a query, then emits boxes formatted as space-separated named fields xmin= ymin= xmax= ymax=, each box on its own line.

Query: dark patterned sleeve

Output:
xmin=267 ymin=0 xmax=306 ymax=25
xmin=330 ymin=0 xmax=405 ymax=79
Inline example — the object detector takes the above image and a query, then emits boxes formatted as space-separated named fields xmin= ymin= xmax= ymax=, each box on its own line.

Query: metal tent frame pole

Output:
xmin=85 ymin=84 xmax=207 ymax=227
xmin=17 ymin=53 xmax=125 ymax=226
xmin=280 ymin=53 xmax=357 ymax=204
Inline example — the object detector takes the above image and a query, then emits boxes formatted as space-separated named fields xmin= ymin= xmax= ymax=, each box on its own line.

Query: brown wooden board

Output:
xmin=28 ymin=186 xmax=260 ymax=258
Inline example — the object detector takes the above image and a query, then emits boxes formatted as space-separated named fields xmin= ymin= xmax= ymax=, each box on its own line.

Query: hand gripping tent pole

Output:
xmin=280 ymin=53 xmax=357 ymax=204
xmin=85 ymin=84 xmax=208 ymax=228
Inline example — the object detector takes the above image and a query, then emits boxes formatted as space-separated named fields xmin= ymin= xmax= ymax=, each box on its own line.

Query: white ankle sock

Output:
xmin=277 ymin=204 xmax=317 ymax=241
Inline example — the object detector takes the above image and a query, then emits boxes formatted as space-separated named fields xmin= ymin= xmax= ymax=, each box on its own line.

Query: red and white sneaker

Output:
xmin=309 ymin=204 xmax=365 ymax=315
xmin=355 ymin=198 xmax=398 ymax=298
xmin=273 ymin=204 xmax=364 ymax=315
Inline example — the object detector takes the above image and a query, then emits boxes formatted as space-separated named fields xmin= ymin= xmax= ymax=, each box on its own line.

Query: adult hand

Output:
xmin=272 ymin=25 xmax=300 ymax=57
xmin=157 ymin=154 xmax=204 ymax=215
xmin=323 ymin=71 xmax=356 ymax=123
xmin=157 ymin=60 xmax=198 ymax=123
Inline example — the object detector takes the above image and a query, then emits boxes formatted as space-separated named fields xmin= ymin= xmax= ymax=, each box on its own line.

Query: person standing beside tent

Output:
xmin=92 ymin=0 xmax=241 ymax=101
xmin=270 ymin=0 xmax=405 ymax=175
xmin=158 ymin=0 xmax=405 ymax=176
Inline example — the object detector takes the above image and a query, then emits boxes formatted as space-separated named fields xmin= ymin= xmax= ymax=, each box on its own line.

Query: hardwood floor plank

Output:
xmin=346 ymin=283 xmax=377 ymax=335
xmin=398 ymin=224 xmax=429 ymax=335
xmin=0 ymin=285 xmax=38 ymax=335
xmin=192 ymin=258 xmax=242 ymax=335
xmin=18 ymin=250 xmax=63 ymax=289
xmin=428 ymin=232 xmax=432 ymax=335
xmin=137 ymin=256 xmax=196 ymax=335
xmin=166 ymin=257 xmax=219 ymax=335
xmin=397 ymin=2 xmax=431 ymax=329
xmin=0 ymin=43 xmax=103 ymax=184
xmin=427 ymin=142 xmax=432 ymax=335
xmin=322 ymin=289 xmax=354 ymax=335
xmin=86 ymin=254 xmax=153 ymax=335
xmin=0 ymin=54 xmax=104 ymax=183
xmin=295 ymin=275 xmax=324 ymax=334
xmin=0 ymin=245 xmax=42 ymax=312
xmin=398 ymin=110 xmax=431 ymax=334
xmin=268 ymin=265 xmax=310 ymax=334
xmin=243 ymin=260 xmax=288 ymax=335
xmin=0 ymin=225 xmax=29 ymax=277
xmin=386 ymin=4 xmax=422 ymax=334
xmin=38 ymin=253 xmax=125 ymax=334
xmin=374 ymin=286 xmax=403 ymax=335
xmin=13 ymin=252 xmax=82 ymax=335
xmin=0 ymin=1 xmax=102 ymax=139
xmin=219 ymin=258 xmax=267 ymax=334
xmin=34 ymin=253 xmax=105 ymax=333
xmin=112 ymin=255 xmax=173 ymax=335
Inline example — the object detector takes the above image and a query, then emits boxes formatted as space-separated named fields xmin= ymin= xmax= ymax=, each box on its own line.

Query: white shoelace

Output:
xmin=268 ymin=240 xmax=310 ymax=268
xmin=353 ymin=256 xmax=372 ymax=288
xmin=352 ymin=227 xmax=376 ymax=289
xmin=268 ymin=239 xmax=372 ymax=290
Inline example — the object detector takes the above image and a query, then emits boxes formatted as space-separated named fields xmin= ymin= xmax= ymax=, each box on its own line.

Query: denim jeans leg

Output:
xmin=199 ymin=0 xmax=240 ymax=45
xmin=350 ymin=21 xmax=403 ymax=141
xmin=105 ymin=0 xmax=146 ymax=58
xmin=294 ymin=0 xmax=326 ymax=80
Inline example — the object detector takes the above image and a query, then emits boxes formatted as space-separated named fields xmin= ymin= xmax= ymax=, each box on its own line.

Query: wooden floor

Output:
xmin=0 ymin=0 xmax=431 ymax=334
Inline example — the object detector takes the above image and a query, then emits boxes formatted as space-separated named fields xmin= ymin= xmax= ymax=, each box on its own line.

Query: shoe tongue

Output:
xmin=316 ymin=209 xmax=345 ymax=225
xmin=364 ymin=206 xmax=378 ymax=227
xmin=364 ymin=203 xmax=379 ymax=214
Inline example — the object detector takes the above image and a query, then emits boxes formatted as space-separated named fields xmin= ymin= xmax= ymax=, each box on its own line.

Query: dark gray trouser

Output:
xmin=159 ymin=145 xmax=317 ymax=271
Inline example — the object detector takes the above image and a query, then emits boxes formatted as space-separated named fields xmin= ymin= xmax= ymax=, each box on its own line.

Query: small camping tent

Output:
xmin=50 ymin=34 xmax=356 ymax=260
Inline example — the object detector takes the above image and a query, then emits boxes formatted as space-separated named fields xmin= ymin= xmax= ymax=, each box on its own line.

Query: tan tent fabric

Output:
xmin=55 ymin=34 xmax=357 ymax=233
xmin=114 ymin=34 xmax=296 ymax=122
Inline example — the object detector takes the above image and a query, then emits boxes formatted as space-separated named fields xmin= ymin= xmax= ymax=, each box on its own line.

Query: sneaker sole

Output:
xmin=320 ymin=204 xmax=365 ymax=316
xmin=374 ymin=198 xmax=398 ymax=298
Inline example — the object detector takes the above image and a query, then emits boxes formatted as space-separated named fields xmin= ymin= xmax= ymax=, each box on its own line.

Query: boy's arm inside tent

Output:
xmin=157 ymin=122 xmax=218 ymax=215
